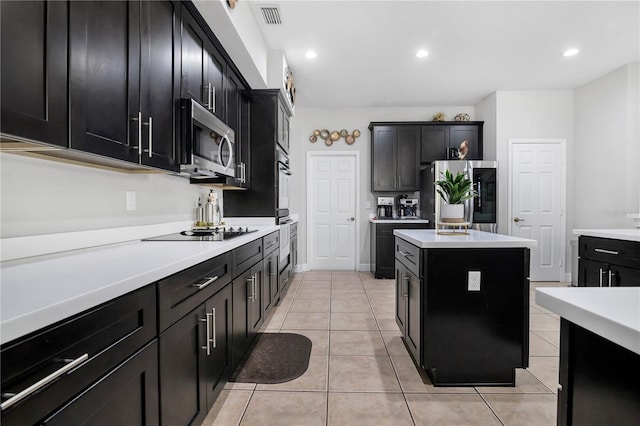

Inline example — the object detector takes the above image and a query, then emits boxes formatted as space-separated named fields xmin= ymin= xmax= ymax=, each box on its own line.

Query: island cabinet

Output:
xmin=157 ymin=252 xmax=233 ymax=426
xmin=421 ymin=122 xmax=483 ymax=163
xmin=371 ymin=221 xmax=430 ymax=279
xmin=577 ymin=236 xmax=640 ymax=287
xmin=394 ymin=229 xmax=532 ymax=386
xmin=69 ymin=0 xmax=181 ymax=172
xmin=0 ymin=285 xmax=158 ymax=426
xmin=370 ymin=124 xmax=421 ymax=192
xmin=0 ymin=1 xmax=68 ymax=147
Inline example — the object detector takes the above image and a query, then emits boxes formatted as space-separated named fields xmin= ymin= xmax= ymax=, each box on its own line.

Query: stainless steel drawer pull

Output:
xmin=191 ymin=275 xmax=219 ymax=290
xmin=399 ymin=251 xmax=413 ymax=257
xmin=0 ymin=353 xmax=89 ymax=411
xmin=594 ymin=248 xmax=619 ymax=255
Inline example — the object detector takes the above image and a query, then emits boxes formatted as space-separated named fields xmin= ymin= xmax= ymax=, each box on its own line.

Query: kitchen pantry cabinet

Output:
xmin=0 ymin=286 xmax=157 ymax=426
xmin=69 ymin=0 xmax=181 ymax=172
xmin=0 ymin=1 xmax=68 ymax=147
xmin=157 ymin=252 xmax=233 ymax=426
xmin=421 ymin=123 xmax=483 ymax=163
xmin=577 ymin=236 xmax=640 ymax=287
xmin=370 ymin=125 xmax=421 ymax=192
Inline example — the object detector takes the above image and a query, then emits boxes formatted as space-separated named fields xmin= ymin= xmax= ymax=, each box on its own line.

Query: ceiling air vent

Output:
xmin=259 ymin=5 xmax=282 ymax=25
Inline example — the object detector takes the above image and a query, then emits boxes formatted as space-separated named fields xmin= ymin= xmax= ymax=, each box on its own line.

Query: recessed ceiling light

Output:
xmin=305 ymin=50 xmax=317 ymax=59
xmin=416 ymin=49 xmax=429 ymax=58
xmin=563 ymin=48 xmax=579 ymax=57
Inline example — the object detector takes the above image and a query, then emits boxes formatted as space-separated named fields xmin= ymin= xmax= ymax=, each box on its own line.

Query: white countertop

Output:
xmin=573 ymin=228 xmax=640 ymax=242
xmin=393 ymin=229 xmax=537 ymax=248
xmin=370 ymin=218 xmax=430 ymax=224
xmin=536 ymin=287 xmax=640 ymax=355
xmin=0 ymin=225 xmax=279 ymax=345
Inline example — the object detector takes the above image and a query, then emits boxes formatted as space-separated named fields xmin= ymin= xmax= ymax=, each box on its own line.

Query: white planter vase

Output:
xmin=440 ymin=204 xmax=465 ymax=223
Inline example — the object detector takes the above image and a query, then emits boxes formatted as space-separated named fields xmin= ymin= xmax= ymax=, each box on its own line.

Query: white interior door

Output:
xmin=510 ymin=140 xmax=566 ymax=281
xmin=308 ymin=153 xmax=358 ymax=270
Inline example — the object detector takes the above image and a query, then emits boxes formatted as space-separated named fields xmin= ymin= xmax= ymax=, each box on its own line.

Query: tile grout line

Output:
xmin=477 ymin=392 xmax=506 ymax=426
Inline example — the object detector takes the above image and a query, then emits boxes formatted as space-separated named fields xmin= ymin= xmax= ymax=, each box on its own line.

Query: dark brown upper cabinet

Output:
xmin=0 ymin=1 xmax=69 ymax=147
xmin=181 ymin=7 xmax=225 ymax=122
xmin=421 ymin=122 xmax=483 ymax=163
xmin=370 ymin=125 xmax=421 ymax=192
xmin=69 ymin=0 xmax=181 ymax=172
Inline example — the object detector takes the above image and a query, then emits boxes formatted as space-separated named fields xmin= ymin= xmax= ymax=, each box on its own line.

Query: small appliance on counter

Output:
xmin=398 ymin=197 xmax=419 ymax=218
xmin=376 ymin=197 xmax=394 ymax=219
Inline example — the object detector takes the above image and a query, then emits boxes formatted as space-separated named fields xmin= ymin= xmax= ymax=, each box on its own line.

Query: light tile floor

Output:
xmin=202 ymin=271 xmax=568 ymax=426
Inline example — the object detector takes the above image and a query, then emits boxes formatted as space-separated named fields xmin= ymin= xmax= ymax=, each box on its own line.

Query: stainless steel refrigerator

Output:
xmin=420 ymin=160 xmax=498 ymax=232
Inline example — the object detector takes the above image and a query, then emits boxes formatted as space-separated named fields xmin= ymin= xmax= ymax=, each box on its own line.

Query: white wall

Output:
xmin=0 ymin=153 xmax=214 ymax=238
xmin=289 ymin=106 xmax=474 ymax=271
xmin=573 ymin=63 xmax=640 ymax=229
xmin=475 ymin=92 xmax=497 ymax=161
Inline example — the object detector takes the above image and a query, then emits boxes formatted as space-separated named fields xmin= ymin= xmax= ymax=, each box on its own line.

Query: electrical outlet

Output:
xmin=468 ymin=271 xmax=481 ymax=291
xmin=126 ymin=191 xmax=136 ymax=211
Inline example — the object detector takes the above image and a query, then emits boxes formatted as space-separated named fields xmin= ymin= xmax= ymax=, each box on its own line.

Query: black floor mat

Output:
xmin=229 ymin=333 xmax=312 ymax=384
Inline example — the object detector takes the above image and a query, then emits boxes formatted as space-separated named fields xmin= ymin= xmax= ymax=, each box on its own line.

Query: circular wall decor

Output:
xmin=227 ymin=0 xmax=236 ymax=9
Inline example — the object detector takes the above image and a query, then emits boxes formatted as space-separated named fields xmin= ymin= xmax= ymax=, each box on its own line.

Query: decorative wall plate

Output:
xmin=227 ymin=0 xmax=236 ymax=9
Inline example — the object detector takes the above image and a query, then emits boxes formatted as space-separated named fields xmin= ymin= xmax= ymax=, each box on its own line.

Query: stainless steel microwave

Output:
xmin=180 ymin=98 xmax=235 ymax=178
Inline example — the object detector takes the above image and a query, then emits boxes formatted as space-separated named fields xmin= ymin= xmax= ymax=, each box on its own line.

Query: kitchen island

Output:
xmin=393 ymin=229 xmax=536 ymax=386
xmin=536 ymin=287 xmax=640 ymax=425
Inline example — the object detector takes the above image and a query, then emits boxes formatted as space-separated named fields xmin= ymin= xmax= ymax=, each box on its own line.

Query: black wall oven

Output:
xmin=180 ymin=99 xmax=235 ymax=178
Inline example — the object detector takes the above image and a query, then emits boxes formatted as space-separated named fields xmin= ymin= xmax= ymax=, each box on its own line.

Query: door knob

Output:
xmin=513 ymin=217 xmax=525 ymax=223
xmin=347 ymin=217 xmax=355 ymax=221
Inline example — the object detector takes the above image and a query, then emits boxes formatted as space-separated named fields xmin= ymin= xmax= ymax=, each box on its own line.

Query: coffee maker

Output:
xmin=398 ymin=197 xmax=419 ymax=218
xmin=376 ymin=197 xmax=394 ymax=219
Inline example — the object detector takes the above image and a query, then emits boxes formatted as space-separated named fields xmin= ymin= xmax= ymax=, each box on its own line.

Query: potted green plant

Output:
xmin=435 ymin=170 xmax=478 ymax=222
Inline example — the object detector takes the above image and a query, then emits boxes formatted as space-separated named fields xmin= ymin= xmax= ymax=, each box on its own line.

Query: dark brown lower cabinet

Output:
xmin=159 ymin=284 xmax=232 ymax=426
xmin=44 ymin=341 xmax=159 ymax=426
xmin=263 ymin=249 xmax=279 ymax=313
xmin=395 ymin=260 xmax=421 ymax=363
xmin=232 ymin=262 xmax=263 ymax=365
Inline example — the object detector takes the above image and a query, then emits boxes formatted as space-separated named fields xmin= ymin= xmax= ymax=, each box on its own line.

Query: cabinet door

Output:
xmin=159 ymin=306 xmax=207 ymax=426
xmin=450 ymin=125 xmax=479 ymax=160
xmin=226 ymin=70 xmax=250 ymax=187
xmin=43 ymin=341 xmax=159 ymax=426
xmin=578 ymin=258 xmax=608 ymax=287
xmin=291 ymin=236 xmax=298 ymax=275
xmin=205 ymin=41 xmax=225 ymax=120
xmin=249 ymin=263 xmax=265 ymax=334
xmin=406 ymin=270 xmax=421 ymax=362
xmin=205 ymin=284 xmax=233 ymax=409
xmin=395 ymin=264 xmax=407 ymax=334
xmin=0 ymin=1 xmax=68 ymax=147
xmin=421 ymin=125 xmax=449 ymax=163
xmin=181 ymin=9 xmax=205 ymax=105
xmin=232 ymin=268 xmax=253 ymax=364
xmin=277 ymin=102 xmax=286 ymax=152
xmin=263 ymin=251 xmax=279 ymax=314
xmin=69 ymin=1 xmax=141 ymax=162
xmin=376 ymin=235 xmax=395 ymax=279
xmin=139 ymin=0 xmax=180 ymax=172
xmin=396 ymin=126 xmax=420 ymax=191
xmin=238 ymin=91 xmax=251 ymax=188
xmin=372 ymin=126 xmax=396 ymax=191
xmin=609 ymin=265 xmax=640 ymax=287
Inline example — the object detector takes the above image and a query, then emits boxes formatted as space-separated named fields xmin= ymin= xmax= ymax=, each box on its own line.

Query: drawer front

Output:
xmin=579 ymin=236 xmax=640 ymax=269
xmin=158 ymin=252 xmax=232 ymax=332
xmin=1 ymin=285 xmax=156 ymax=426
xmin=377 ymin=223 xmax=428 ymax=237
xmin=233 ymin=239 xmax=263 ymax=278
xmin=395 ymin=237 xmax=421 ymax=277
xmin=263 ymin=231 xmax=279 ymax=255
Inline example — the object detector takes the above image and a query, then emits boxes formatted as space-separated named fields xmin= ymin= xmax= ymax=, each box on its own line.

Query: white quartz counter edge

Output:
xmin=535 ymin=287 xmax=640 ymax=355
xmin=0 ymin=225 xmax=279 ymax=345
xmin=394 ymin=229 xmax=537 ymax=248
xmin=369 ymin=218 xmax=430 ymax=224
xmin=572 ymin=228 xmax=640 ymax=242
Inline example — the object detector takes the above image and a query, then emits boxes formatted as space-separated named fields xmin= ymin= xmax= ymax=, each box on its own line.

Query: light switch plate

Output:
xmin=468 ymin=271 xmax=481 ymax=291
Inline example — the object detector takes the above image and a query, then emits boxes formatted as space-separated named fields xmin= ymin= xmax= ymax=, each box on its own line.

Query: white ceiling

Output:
xmin=247 ymin=0 xmax=640 ymax=108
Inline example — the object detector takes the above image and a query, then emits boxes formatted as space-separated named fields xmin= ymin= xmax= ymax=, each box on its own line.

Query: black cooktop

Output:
xmin=143 ymin=227 xmax=257 ymax=242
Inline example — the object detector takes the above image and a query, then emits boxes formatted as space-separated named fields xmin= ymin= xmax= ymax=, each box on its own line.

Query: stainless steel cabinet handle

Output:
xmin=131 ymin=112 xmax=142 ymax=159
xmin=211 ymin=85 xmax=216 ymax=113
xmin=0 ymin=353 xmax=89 ymax=411
xmin=594 ymin=248 xmax=619 ymax=255
xmin=253 ymin=274 xmax=257 ymax=301
xmin=247 ymin=276 xmax=253 ymax=300
xmin=211 ymin=308 xmax=217 ymax=349
xmin=608 ymin=270 xmax=615 ymax=287
xmin=599 ymin=268 xmax=604 ymax=287
xmin=269 ymin=258 xmax=277 ymax=276
xmin=403 ymin=275 xmax=409 ymax=298
xmin=201 ymin=312 xmax=213 ymax=355
xmin=148 ymin=116 xmax=153 ymax=157
xmin=513 ymin=217 xmax=525 ymax=223
xmin=191 ymin=275 xmax=219 ymax=290
xmin=242 ymin=163 xmax=246 ymax=183
xmin=399 ymin=251 xmax=413 ymax=258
